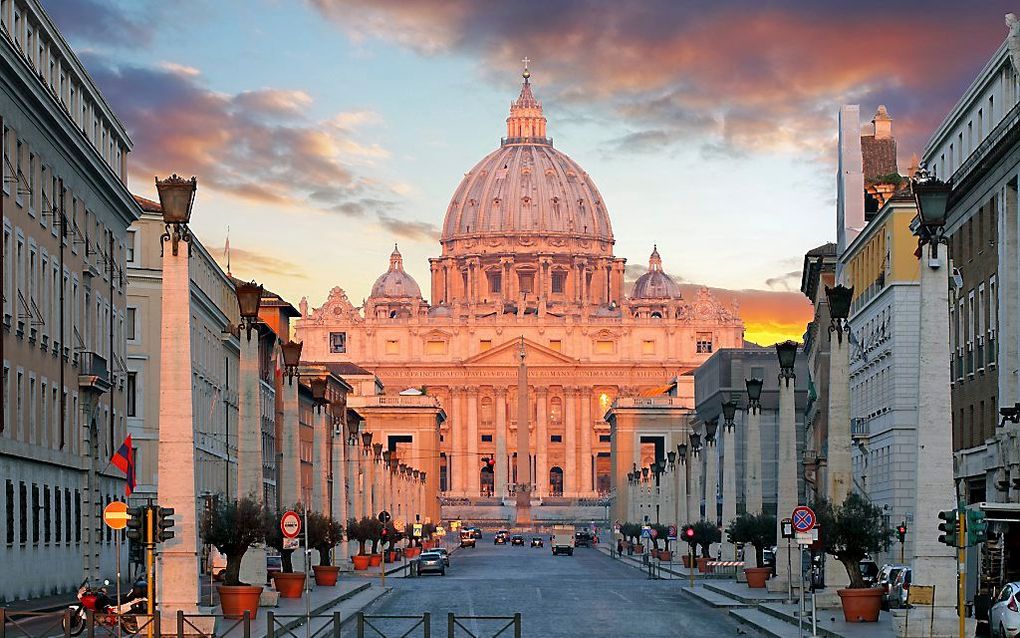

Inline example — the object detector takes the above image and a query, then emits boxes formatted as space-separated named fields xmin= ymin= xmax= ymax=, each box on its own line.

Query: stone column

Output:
xmin=312 ymin=406 xmax=328 ymax=514
xmin=563 ymin=388 xmax=577 ymax=497
xmin=704 ymin=432 xmax=719 ymax=556
xmin=348 ymin=440 xmax=361 ymax=524
xmin=721 ymin=419 xmax=738 ymax=560
xmin=535 ymin=388 xmax=548 ymax=497
xmin=467 ymin=389 xmax=479 ymax=496
xmin=896 ymin=241 xmax=957 ymax=635
xmin=156 ymin=229 xmax=200 ymax=616
xmin=279 ymin=379 xmax=301 ymax=508
xmin=447 ymin=387 xmax=460 ymax=495
xmin=361 ymin=445 xmax=374 ymax=519
xmin=580 ymin=389 xmax=593 ymax=494
xmin=495 ymin=388 xmax=508 ymax=498
xmin=365 ymin=444 xmax=377 ymax=520
xmin=745 ymin=407 xmax=763 ymax=515
xmin=676 ymin=456 xmax=688 ymax=526
xmin=825 ymin=334 xmax=852 ymax=591
xmin=769 ymin=371 xmax=798 ymax=594
xmin=688 ymin=449 xmax=701 ymax=522
xmin=329 ymin=417 xmax=349 ymax=559
xmin=236 ymin=332 xmax=265 ymax=588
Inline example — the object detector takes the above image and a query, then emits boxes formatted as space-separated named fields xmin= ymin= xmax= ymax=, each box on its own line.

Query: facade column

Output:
xmin=329 ymin=413 xmax=349 ymax=560
xmin=156 ymin=226 xmax=200 ymax=616
xmin=687 ymin=449 xmax=701 ymax=522
xmin=825 ymin=334 xmax=852 ymax=591
xmin=311 ymin=406 xmax=328 ymax=514
xmin=704 ymin=429 xmax=719 ymax=556
xmin=535 ymin=388 xmax=548 ymax=497
xmin=467 ymin=389 xmax=479 ymax=496
xmin=745 ymin=407 xmax=763 ymax=515
xmin=563 ymin=388 xmax=577 ymax=497
xmin=495 ymin=388 xmax=508 ymax=498
xmin=769 ymin=371 xmax=798 ymax=594
xmin=898 ymin=240 xmax=957 ymax=633
xmin=580 ymin=389 xmax=593 ymax=494
xmin=348 ymin=440 xmax=361 ymax=524
xmin=676 ymin=456 xmax=688 ymax=526
xmin=447 ymin=387 xmax=460 ymax=495
xmin=280 ymin=379 xmax=301 ymax=508
xmin=721 ymin=418 xmax=738 ymax=560
xmin=361 ymin=443 xmax=374 ymax=519
xmin=236 ymin=332 xmax=265 ymax=588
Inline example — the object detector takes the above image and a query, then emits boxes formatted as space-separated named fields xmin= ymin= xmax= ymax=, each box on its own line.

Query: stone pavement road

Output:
xmin=358 ymin=538 xmax=764 ymax=638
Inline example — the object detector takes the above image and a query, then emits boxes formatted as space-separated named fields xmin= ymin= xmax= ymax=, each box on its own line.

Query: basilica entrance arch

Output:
xmin=549 ymin=466 xmax=564 ymax=496
xmin=480 ymin=466 xmax=494 ymax=497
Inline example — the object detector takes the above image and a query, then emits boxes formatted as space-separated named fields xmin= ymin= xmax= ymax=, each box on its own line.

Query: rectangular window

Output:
xmin=548 ymin=340 xmax=561 ymax=352
xmin=425 ymin=340 xmax=447 ymax=355
xmin=642 ymin=340 xmax=655 ymax=354
xmin=54 ymin=486 xmax=61 ymax=543
xmin=551 ymin=271 xmax=566 ymax=294
xmin=5 ymin=480 xmax=13 ymax=545
xmin=595 ymin=340 xmax=614 ymax=354
xmin=487 ymin=271 xmax=501 ymax=295
xmin=481 ymin=434 xmax=493 ymax=443
xmin=518 ymin=272 xmax=534 ymax=294
xmin=43 ymin=486 xmax=50 ymax=544
xmin=126 ymin=372 xmax=137 ymax=417
xmin=479 ymin=339 xmax=492 ymax=351
xmin=125 ymin=230 xmax=136 ymax=263
xmin=385 ymin=339 xmax=399 ymax=354
xmin=74 ymin=490 xmax=80 ymax=543
xmin=599 ymin=434 xmax=611 ymax=443
xmin=126 ymin=307 xmax=136 ymax=341
xmin=65 ymin=490 xmax=71 ymax=542
xmin=696 ymin=332 xmax=713 ymax=354
xmin=550 ymin=435 xmax=562 ymax=443
xmin=31 ymin=483 xmax=38 ymax=544
xmin=329 ymin=332 xmax=347 ymax=353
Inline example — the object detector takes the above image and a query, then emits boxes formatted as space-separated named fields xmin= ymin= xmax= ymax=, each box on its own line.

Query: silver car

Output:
xmin=990 ymin=582 xmax=1020 ymax=638
xmin=418 ymin=551 xmax=446 ymax=576
xmin=877 ymin=564 xmax=908 ymax=610
xmin=434 ymin=547 xmax=450 ymax=566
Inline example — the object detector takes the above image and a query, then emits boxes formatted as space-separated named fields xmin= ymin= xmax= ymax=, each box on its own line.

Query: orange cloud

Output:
xmin=679 ymin=285 xmax=813 ymax=346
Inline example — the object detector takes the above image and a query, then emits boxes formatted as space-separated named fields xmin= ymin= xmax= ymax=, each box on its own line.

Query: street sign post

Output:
xmin=792 ymin=506 xmax=816 ymax=533
xmin=281 ymin=510 xmax=302 ymax=539
xmin=103 ymin=501 xmax=130 ymax=530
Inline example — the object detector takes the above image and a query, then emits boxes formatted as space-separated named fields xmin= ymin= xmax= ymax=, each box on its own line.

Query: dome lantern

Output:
xmin=505 ymin=58 xmax=548 ymax=144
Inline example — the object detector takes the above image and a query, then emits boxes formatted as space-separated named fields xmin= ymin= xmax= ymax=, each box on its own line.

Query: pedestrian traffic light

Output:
xmin=155 ymin=506 xmax=175 ymax=542
xmin=967 ymin=508 xmax=988 ymax=546
xmin=896 ymin=524 xmax=907 ymax=543
xmin=126 ymin=505 xmax=147 ymax=542
xmin=937 ymin=509 xmax=958 ymax=547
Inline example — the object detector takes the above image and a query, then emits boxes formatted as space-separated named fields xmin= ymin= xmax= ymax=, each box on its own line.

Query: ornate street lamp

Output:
xmin=234 ymin=280 xmax=264 ymax=341
xmin=280 ymin=340 xmax=303 ymax=383
xmin=721 ymin=400 xmax=737 ymax=430
xmin=641 ymin=466 xmax=649 ymax=480
xmin=667 ymin=450 xmax=677 ymax=466
xmin=155 ymin=174 xmax=196 ymax=256
xmin=372 ymin=442 xmax=383 ymax=459
xmin=1000 ymin=403 xmax=1020 ymax=428
xmin=310 ymin=377 xmax=327 ymax=411
xmin=677 ymin=443 xmax=688 ymax=464
xmin=420 ymin=471 xmax=426 ymax=483
xmin=825 ymin=284 xmax=855 ymax=344
xmin=911 ymin=163 xmax=951 ymax=254
xmin=345 ymin=419 xmax=360 ymax=446
xmin=775 ymin=340 xmax=799 ymax=384
xmin=361 ymin=431 xmax=373 ymax=449
xmin=704 ymin=418 xmax=719 ymax=443
xmin=689 ymin=432 xmax=701 ymax=457
xmin=328 ymin=399 xmax=345 ymax=434
xmin=745 ymin=378 xmax=763 ymax=414
xmin=413 ymin=469 xmax=420 ymax=480
xmin=382 ymin=450 xmax=392 ymax=464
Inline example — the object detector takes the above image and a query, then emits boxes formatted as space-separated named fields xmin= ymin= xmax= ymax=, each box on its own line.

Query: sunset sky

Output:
xmin=41 ymin=0 xmax=1016 ymax=345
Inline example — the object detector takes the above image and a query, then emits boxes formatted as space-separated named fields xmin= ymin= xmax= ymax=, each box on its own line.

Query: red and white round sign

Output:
xmin=280 ymin=510 xmax=301 ymax=539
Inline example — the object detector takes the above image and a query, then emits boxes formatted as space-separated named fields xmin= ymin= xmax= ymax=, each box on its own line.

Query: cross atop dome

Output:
xmin=506 ymin=59 xmax=548 ymax=144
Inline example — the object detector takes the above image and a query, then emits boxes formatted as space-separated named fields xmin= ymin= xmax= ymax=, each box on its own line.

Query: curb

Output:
xmin=273 ymin=582 xmax=374 ymax=634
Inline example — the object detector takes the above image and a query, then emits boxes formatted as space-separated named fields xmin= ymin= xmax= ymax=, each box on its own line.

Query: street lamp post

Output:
xmin=328 ymin=399 xmax=349 ymax=559
xmin=824 ymin=283 xmax=854 ymax=596
xmin=688 ymin=433 xmax=702 ymax=521
xmin=703 ymin=420 xmax=719 ymax=558
xmin=309 ymin=377 xmax=329 ymax=515
xmin=769 ymin=340 xmax=799 ymax=596
xmin=279 ymin=340 xmax=303 ymax=537
xmin=362 ymin=431 xmax=375 ymax=519
xmin=720 ymin=400 xmax=738 ymax=560
xmin=896 ymin=165 xmax=957 ymax=636
xmin=676 ymin=444 xmax=689 ymax=526
xmin=346 ymin=420 xmax=362 ymax=532
xmin=154 ymin=174 xmax=201 ymax=621
xmin=744 ymin=378 xmax=764 ymax=515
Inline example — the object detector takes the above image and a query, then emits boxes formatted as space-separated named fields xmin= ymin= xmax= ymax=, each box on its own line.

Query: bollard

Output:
xmin=332 ymin=612 xmax=342 ymax=638
xmin=243 ymin=611 xmax=250 ymax=638
xmin=423 ymin=612 xmax=430 ymax=638
xmin=514 ymin=613 xmax=522 ymax=638
xmin=267 ymin=612 xmax=275 ymax=638
xmin=1 ymin=608 xmax=6 ymax=638
xmin=447 ymin=613 xmax=455 ymax=636
xmin=86 ymin=610 xmax=95 ymax=638
xmin=357 ymin=612 xmax=365 ymax=637
xmin=177 ymin=610 xmax=185 ymax=638
xmin=153 ymin=612 xmax=160 ymax=638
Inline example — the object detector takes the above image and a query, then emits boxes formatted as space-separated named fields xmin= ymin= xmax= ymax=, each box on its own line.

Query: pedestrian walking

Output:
xmin=617 ymin=539 xmax=623 ymax=555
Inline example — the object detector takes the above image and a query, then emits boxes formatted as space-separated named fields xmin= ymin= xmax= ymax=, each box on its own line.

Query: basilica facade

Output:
xmin=295 ymin=69 xmax=744 ymax=504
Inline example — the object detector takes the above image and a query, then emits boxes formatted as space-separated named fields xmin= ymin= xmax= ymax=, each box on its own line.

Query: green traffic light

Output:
xmin=966 ymin=508 xmax=987 ymax=546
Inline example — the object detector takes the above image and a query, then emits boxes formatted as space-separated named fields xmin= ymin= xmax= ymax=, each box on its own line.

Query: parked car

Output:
xmin=470 ymin=527 xmax=483 ymax=539
xmin=990 ymin=582 xmax=1020 ymax=638
xmin=434 ymin=547 xmax=450 ymax=567
xmin=418 ymin=551 xmax=446 ymax=576
xmin=511 ymin=534 xmax=525 ymax=546
xmin=878 ymin=564 xmax=909 ymax=610
xmin=762 ymin=548 xmax=776 ymax=576
xmin=495 ymin=529 xmax=509 ymax=541
xmin=575 ymin=531 xmax=594 ymax=547
xmin=859 ymin=558 xmax=880 ymax=588
xmin=530 ymin=537 xmax=544 ymax=548
xmin=889 ymin=567 xmax=912 ymax=609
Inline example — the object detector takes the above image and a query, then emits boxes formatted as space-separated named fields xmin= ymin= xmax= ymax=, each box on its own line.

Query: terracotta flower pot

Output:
xmin=312 ymin=565 xmax=339 ymax=586
xmin=634 ymin=544 xmax=644 ymax=554
xmin=744 ymin=567 xmax=771 ymax=589
xmin=658 ymin=550 xmax=672 ymax=562
xmin=368 ymin=553 xmax=382 ymax=567
xmin=837 ymin=588 xmax=884 ymax=623
xmin=388 ymin=550 xmax=399 ymax=563
xmin=697 ymin=557 xmax=712 ymax=573
xmin=405 ymin=547 xmax=421 ymax=558
xmin=681 ymin=554 xmax=692 ymax=568
xmin=271 ymin=572 xmax=305 ymax=598
xmin=217 ymin=585 xmax=263 ymax=619
xmin=351 ymin=554 xmax=371 ymax=570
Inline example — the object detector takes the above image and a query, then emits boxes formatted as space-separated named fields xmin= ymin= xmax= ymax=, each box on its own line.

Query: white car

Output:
xmin=990 ymin=582 xmax=1020 ymax=638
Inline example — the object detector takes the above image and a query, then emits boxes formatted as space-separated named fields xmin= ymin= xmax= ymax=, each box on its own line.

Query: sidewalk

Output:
xmin=595 ymin=545 xmax=737 ymax=581
xmin=1 ymin=592 xmax=77 ymax=615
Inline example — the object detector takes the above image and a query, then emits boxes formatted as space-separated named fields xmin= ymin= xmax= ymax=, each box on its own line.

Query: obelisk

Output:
xmin=515 ymin=337 xmax=532 ymax=526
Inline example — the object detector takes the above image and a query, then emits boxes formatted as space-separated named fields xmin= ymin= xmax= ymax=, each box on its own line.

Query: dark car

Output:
xmin=470 ymin=527 xmax=483 ymax=539
xmin=575 ymin=532 xmax=593 ymax=548
xmin=494 ymin=534 xmax=507 ymax=545
xmin=511 ymin=534 xmax=525 ymax=546
xmin=530 ymin=537 xmax=544 ymax=548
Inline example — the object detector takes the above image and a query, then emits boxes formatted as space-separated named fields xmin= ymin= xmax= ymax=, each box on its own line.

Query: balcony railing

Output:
xmin=77 ymin=352 xmax=112 ymax=394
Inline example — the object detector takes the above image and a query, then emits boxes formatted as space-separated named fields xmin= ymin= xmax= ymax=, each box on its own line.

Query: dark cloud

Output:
xmin=377 ymin=214 xmax=441 ymax=241
xmin=41 ymin=0 xmax=156 ymax=47
xmin=765 ymin=270 xmax=802 ymax=292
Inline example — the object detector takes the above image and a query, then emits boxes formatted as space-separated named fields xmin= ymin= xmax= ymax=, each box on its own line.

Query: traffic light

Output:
xmin=126 ymin=505 xmax=147 ymax=542
xmin=481 ymin=457 xmax=495 ymax=468
xmin=682 ymin=525 xmax=696 ymax=542
xmin=967 ymin=508 xmax=988 ymax=546
xmin=381 ymin=526 xmax=389 ymax=543
xmin=129 ymin=538 xmax=144 ymax=564
xmin=896 ymin=524 xmax=907 ymax=544
xmin=937 ymin=509 xmax=958 ymax=547
xmin=155 ymin=506 xmax=175 ymax=542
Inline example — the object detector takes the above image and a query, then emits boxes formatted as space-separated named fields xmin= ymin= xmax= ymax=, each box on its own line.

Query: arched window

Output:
xmin=549 ymin=467 xmax=564 ymax=496
xmin=650 ymin=311 xmax=662 ymax=319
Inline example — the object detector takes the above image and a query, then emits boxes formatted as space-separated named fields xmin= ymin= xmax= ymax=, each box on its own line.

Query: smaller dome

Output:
xmin=632 ymin=245 xmax=681 ymax=300
xmin=370 ymin=245 xmax=422 ymax=300
xmin=428 ymin=304 xmax=453 ymax=317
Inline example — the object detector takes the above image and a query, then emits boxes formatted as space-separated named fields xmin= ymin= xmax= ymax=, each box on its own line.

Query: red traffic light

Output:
xmin=482 ymin=456 xmax=495 ymax=467
xmin=897 ymin=525 xmax=906 ymax=534
xmin=684 ymin=527 xmax=695 ymax=538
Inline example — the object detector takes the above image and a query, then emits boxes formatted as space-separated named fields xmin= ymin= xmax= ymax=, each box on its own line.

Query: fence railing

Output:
xmin=354 ymin=613 xmax=431 ymax=638
xmin=446 ymin=613 xmax=521 ymax=638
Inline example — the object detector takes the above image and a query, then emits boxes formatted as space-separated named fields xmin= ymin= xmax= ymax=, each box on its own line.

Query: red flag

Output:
xmin=111 ymin=435 xmax=135 ymax=497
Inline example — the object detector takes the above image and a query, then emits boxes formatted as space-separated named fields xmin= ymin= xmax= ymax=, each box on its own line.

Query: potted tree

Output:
xmin=726 ymin=512 xmax=776 ymax=588
xmin=307 ymin=512 xmax=344 ymax=586
xmin=814 ymin=494 xmax=893 ymax=623
xmin=346 ymin=518 xmax=371 ymax=570
xmin=693 ymin=520 xmax=721 ymax=573
xmin=363 ymin=517 xmax=385 ymax=566
xmin=382 ymin=523 xmax=402 ymax=563
xmin=201 ymin=495 xmax=266 ymax=619
xmin=651 ymin=523 xmax=670 ymax=560
xmin=681 ymin=524 xmax=697 ymax=568
xmin=263 ymin=505 xmax=305 ymax=598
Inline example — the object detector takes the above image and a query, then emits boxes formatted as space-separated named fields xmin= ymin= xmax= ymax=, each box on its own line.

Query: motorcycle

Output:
xmin=63 ymin=577 xmax=148 ymax=636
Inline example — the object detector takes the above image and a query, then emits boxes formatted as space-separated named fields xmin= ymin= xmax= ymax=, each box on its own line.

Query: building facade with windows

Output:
xmin=124 ymin=198 xmax=242 ymax=506
xmin=0 ymin=0 xmax=138 ymax=601
xmin=295 ymin=70 xmax=744 ymax=515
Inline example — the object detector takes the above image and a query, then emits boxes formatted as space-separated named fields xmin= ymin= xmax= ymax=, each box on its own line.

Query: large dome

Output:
xmin=440 ymin=71 xmax=613 ymax=254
